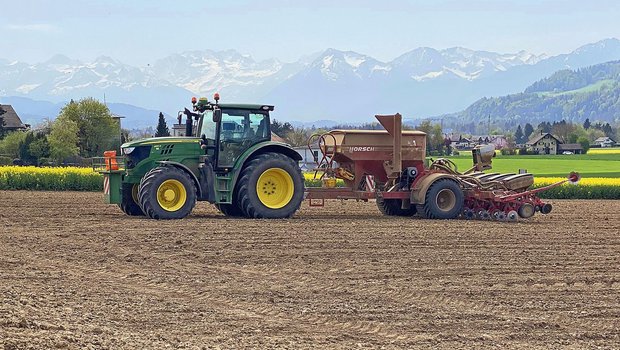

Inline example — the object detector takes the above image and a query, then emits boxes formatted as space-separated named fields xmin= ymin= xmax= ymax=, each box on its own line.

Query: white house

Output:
xmin=593 ymin=137 xmax=616 ymax=148
xmin=294 ymin=142 xmax=321 ymax=171
xmin=526 ymin=133 xmax=561 ymax=155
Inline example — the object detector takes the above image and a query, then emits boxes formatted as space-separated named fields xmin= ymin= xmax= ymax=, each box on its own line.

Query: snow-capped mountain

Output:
xmin=303 ymin=48 xmax=390 ymax=81
xmin=0 ymin=54 xmax=192 ymax=114
xmin=390 ymin=47 xmax=547 ymax=81
xmin=2 ymin=38 xmax=620 ymax=124
xmin=149 ymin=50 xmax=300 ymax=101
xmin=266 ymin=38 xmax=620 ymax=120
xmin=0 ymin=54 xmax=163 ymax=95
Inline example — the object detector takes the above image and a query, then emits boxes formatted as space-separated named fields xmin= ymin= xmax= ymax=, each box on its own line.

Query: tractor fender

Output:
xmin=249 ymin=142 xmax=303 ymax=162
xmin=410 ymin=173 xmax=459 ymax=205
xmin=229 ymin=142 xmax=302 ymax=193
xmin=156 ymin=161 xmax=202 ymax=198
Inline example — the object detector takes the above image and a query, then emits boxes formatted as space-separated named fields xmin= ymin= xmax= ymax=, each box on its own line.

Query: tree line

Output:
xmin=271 ymin=119 xmax=451 ymax=156
xmin=0 ymin=98 xmax=120 ymax=166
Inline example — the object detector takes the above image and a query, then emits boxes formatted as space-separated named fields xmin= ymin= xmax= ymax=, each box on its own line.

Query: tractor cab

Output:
xmin=183 ymin=94 xmax=275 ymax=170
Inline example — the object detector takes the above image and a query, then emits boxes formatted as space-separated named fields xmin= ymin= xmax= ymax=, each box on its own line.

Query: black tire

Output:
xmin=215 ymin=203 xmax=244 ymax=217
xmin=138 ymin=166 xmax=197 ymax=220
xmin=118 ymin=183 xmax=144 ymax=216
xmin=376 ymin=198 xmax=417 ymax=216
xmin=416 ymin=204 xmax=427 ymax=219
xmin=421 ymin=179 xmax=464 ymax=219
xmin=236 ymin=153 xmax=304 ymax=219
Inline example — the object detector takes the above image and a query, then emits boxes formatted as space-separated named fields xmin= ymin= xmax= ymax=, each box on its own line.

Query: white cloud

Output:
xmin=5 ymin=23 xmax=59 ymax=32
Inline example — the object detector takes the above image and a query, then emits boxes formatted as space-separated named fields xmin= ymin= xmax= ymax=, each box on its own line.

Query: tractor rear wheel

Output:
xmin=420 ymin=179 xmax=464 ymax=219
xmin=215 ymin=203 xmax=244 ymax=217
xmin=236 ymin=153 xmax=304 ymax=219
xmin=376 ymin=198 xmax=417 ymax=216
xmin=138 ymin=166 xmax=197 ymax=220
xmin=118 ymin=183 xmax=144 ymax=216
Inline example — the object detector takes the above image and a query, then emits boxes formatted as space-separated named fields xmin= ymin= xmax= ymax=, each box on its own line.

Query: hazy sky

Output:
xmin=2 ymin=0 xmax=620 ymax=65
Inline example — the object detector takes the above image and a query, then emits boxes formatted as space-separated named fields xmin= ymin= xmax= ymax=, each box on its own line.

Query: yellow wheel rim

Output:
xmin=256 ymin=168 xmax=294 ymax=209
xmin=157 ymin=179 xmax=187 ymax=212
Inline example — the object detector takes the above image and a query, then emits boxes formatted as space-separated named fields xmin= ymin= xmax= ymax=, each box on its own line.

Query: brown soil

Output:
xmin=1 ymin=191 xmax=619 ymax=349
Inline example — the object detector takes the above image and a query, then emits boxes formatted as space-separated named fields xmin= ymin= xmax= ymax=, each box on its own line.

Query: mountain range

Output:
xmin=2 ymin=38 xmax=620 ymax=128
xmin=440 ymin=60 xmax=620 ymax=133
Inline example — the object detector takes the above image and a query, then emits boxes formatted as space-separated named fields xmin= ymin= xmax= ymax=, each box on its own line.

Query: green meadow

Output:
xmin=445 ymin=153 xmax=620 ymax=178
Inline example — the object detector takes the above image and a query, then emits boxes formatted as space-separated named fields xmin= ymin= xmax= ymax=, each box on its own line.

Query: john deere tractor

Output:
xmin=95 ymin=95 xmax=304 ymax=220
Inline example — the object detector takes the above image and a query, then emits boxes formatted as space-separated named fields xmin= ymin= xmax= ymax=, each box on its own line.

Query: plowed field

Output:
xmin=1 ymin=191 xmax=619 ymax=349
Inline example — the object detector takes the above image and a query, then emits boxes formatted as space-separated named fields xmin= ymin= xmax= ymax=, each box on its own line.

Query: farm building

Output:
xmin=526 ymin=132 xmax=561 ymax=155
xmin=171 ymin=123 xmax=187 ymax=137
xmin=447 ymin=134 xmax=507 ymax=150
xmin=271 ymin=132 xmax=288 ymax=144
xmin=0 ymin=104 xmax=29 ymax=132
xmin=526 ymin=132 xmax=584 ymax=154
xmin=471 ymin=135 xmax=508 ymax=150
xmin=446 ymin=134 xmax=472 ymax=150
xmin=558 ymin=143 xmax=584 ymax=154
xmin=293 ymin=140 xmax=320 ymax=171
xmin=593 ymin=136 xmax=616 ymax=148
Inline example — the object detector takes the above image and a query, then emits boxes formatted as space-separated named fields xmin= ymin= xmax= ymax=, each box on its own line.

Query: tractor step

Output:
xmin=215 ymin=175 xmax=233 ymax=203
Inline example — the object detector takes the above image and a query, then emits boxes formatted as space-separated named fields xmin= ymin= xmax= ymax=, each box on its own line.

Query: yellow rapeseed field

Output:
xmin=588 ymin=148 xmax=620 ymax=154
xmin=0 ymin=166 xmax=97 ymax=176
xmin=0 ymin=166 xmax=102 ymax=191
xmin=534 ymin=177 xmax=620 ymax=186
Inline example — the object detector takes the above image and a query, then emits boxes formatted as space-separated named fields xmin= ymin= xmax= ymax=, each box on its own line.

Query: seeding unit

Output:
xmin=304 ymin=113 xmax=579 ymax=221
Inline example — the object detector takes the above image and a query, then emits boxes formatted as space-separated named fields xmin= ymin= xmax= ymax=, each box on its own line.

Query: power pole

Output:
xmin=488 ymin=115 xmax=491 ymax=135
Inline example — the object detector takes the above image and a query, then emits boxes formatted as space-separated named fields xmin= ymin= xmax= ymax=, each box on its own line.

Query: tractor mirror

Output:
xmin=213 ymin=109 xmax=222 ymax=123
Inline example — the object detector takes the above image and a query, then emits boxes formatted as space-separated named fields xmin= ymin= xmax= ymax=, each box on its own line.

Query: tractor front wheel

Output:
xmin=118 ymin=183 xmax=144 ymax=216
xmin=420 ymin=179 xmax=464 ymax=219
xmin=138 ymin=166 xmax=197 ymax=220
xmin=236 ymin=153 xmax=304 ymax=219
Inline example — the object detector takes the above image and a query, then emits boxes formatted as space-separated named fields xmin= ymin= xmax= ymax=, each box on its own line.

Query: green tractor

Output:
xmin=95 ymin=94 xmax=304 ymax=220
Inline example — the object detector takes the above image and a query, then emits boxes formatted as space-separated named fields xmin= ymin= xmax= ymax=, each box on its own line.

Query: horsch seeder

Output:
xmin=304 ymin=113 xmax=579 ymax=221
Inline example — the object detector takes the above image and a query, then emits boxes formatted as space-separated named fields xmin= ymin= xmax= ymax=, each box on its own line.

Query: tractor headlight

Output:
xmin=123 ymin=147 xmax=135 ymax=155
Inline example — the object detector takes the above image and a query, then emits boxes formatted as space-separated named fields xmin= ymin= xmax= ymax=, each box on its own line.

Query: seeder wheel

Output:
xmin=420 ymin=179 xmax=464 ymax=220
xmin=507 ymin=210 xmax=519 ymax=222
xmin=376 ymin=198 xmax=417 ymax=216
xmin=493 ymin=211 xmax=506 ymax=221
xmin=517 ymin=203 xmax=535 ymax=218
xmin=478 ymin=210 xmax=491 ymax=220
xmin=463 ymin=209 xmax=475 ymax=220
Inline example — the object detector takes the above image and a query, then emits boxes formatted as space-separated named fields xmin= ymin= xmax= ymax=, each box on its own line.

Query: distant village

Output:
xmin=1 ymin=103 xmax=617 ymax=169
xmin=445 ymin=132 xmax=615 ymax=155
xmin=446 ymin=130 xmax=615 ymax=153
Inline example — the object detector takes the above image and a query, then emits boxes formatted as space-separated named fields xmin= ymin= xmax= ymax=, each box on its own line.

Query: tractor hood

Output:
xmin=121 ymin=137 xmax=200 ymax=148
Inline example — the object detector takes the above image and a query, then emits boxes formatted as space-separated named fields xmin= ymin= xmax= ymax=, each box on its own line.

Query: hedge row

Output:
xmin=533 ymin=177 xmax=620 ymax=199
xmin=533 ymin=184 xmax=620 ymax=199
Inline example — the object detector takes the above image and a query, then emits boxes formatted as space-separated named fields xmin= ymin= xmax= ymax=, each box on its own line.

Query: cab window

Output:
xmin=199 ymin=111 xmax=216 ymax=140
xmin=218 ymin=109 xmax=269 ymax=168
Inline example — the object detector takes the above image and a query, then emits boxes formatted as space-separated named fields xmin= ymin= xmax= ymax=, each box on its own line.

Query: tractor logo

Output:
xmin=350 ymin=146 xmax=375 ymax=152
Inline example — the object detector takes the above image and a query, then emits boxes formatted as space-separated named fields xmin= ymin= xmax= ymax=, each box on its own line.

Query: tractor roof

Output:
xmin=217 ymin=103 xmax=274 ymax=111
